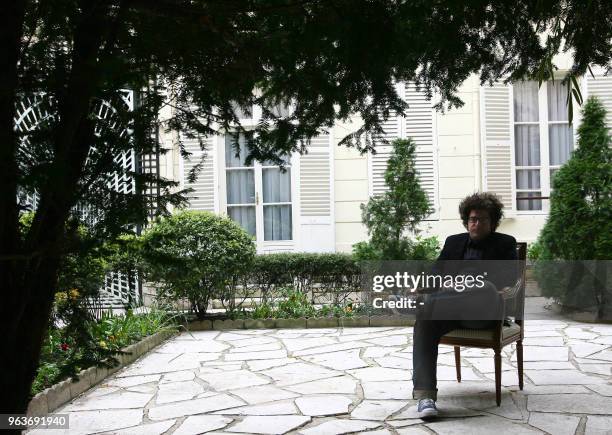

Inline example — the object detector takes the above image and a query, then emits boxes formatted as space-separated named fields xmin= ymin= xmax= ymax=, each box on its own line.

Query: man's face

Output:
xmin=467 ymin=209 xmax=492 ymax=241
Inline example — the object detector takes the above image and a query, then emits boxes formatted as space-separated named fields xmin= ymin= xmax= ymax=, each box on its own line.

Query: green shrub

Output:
xmin=527 ymin=240 xmax=542 ymax=261
xmin=275 ymin=288 xmax=317 ymax=318
xmin=535 ymin=97 xmax=612 ymax=315
xmin=357 ymin=138 xmax=432 ymax=260
xmin=246 ymin=252 xmax=361 ymax=305
xmin=32 ymin=307 xmax=178 ymax=395
xmin=245 ymin=292 xmax=363 ymax=319
xmin=140 ymin=211 xmax=256 ymax=319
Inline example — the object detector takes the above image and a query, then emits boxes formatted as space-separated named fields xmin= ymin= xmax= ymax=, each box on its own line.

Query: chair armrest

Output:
xmin=498 ymin=277 xmax=523 ymax=300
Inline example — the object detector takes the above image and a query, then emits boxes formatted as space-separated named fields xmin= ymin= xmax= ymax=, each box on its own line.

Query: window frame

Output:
xmin=511 ymin=79 xmax=576 ymax=215
xmin=218 ymin=132 xmax=298 ymax=251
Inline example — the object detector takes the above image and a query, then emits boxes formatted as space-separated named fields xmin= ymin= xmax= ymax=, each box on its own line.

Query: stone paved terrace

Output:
xmin=28 ymin=303 xmax=612 ymax=435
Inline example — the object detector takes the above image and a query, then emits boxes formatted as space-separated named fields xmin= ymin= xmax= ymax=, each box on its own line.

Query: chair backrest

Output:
xmin=505 ymin=242 xmax=527 ymax=321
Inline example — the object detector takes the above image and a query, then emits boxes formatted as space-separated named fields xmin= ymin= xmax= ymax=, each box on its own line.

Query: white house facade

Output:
xmin=157 ymin=62 xmax=612 ymax=254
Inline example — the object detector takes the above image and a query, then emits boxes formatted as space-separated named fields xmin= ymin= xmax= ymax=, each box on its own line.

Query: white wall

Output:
xmin=332 ymin=117 xmax=369 ymax=253
xmin=165 ymin=55 xmax=589 ymax=251
xmin=331 ymin=74 xmax=553 ymax=254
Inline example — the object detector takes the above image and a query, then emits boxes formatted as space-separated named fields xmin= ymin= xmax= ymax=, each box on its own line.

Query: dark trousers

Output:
xmin=412 ymin=319 xmax=496 ymax=400
xmin=411 ymin=284 xmax=501 ymax=400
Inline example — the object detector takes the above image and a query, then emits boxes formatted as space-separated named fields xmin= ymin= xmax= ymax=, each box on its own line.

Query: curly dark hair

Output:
xmin=459 ymin=192 xmax=504 ymax=231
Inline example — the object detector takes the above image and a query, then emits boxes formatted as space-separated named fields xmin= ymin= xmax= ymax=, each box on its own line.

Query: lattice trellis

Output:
xmin=14 ymin=90 xmax=144 ymax=307
xmin=139 ymin=143 xmax=161 ymax=221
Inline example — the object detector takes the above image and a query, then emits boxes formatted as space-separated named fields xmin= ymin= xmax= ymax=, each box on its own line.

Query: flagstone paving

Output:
xmin=29 ymin=319 xmax=611 ymax=434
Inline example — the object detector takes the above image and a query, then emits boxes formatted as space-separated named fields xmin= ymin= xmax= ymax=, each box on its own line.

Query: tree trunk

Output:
xmin=0 ymin=259 xmax=58 ymax=416
xmin=0 ymin=1 xmax=109 ymax=418
xmin=0 ymin=0 xmax=29 ymax=423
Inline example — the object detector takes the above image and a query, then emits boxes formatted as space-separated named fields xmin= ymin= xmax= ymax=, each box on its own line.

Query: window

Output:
xmin=230 ymin=102 xmax=254 ymax=120
xmin=225 ymin=135 xmax=256 ymax=235
xmin=225 ymin=134 xmax=292 ymax=241
xmin=513 ymin=80 xmax=574 ymax=211
xmin=262 ymin=159 xmax=292 ymax=240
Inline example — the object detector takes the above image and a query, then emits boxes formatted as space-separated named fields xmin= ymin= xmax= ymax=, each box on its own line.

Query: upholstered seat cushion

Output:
xmin=443 ymin=322 xmax=521 ymax=341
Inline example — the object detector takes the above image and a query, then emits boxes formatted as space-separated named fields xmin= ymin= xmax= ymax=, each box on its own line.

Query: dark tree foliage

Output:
xmin=1 ymin=0 xmax=611 ymax=416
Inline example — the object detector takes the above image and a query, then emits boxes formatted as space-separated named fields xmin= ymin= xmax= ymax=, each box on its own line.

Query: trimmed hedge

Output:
xmin=245 ymin=252 xmax=361 ymax=305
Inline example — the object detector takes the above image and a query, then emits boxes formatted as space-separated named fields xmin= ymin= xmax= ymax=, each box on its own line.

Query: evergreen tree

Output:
xmin=540 ymin=96 xmax=611 ymax=260
xmin=354 ymin=138 xmax=432 ymax=260
xmin=537 ymin=97 xmax=611 ymax=314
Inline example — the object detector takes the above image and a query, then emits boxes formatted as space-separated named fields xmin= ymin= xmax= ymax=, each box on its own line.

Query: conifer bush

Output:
xmin=535 ymin=97 xmax=612 ymax=315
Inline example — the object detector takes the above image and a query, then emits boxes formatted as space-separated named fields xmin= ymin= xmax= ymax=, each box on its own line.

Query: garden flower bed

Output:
xmin=27 ymin=309 xmax=179 ymax=416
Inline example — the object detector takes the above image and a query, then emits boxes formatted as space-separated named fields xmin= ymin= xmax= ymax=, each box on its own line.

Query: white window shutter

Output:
xmin=369 ymin=82 xmax=439 ymax=219
xmin=299 ymin=133 xmax=332 ymax=217
xmin=481 ymin=83 xmax=515 ymax=214
xmin=298 ymin=132 xmax=334 ymax=252
xmin=403 ymin=82 xmax=438 ymax=218
xmin=585 ymin=69 xmax=612 ymax=128
xmin=180 ymin=132 xmax=216 ymax=212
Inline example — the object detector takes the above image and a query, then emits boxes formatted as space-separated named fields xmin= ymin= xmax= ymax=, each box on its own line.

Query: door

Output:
xmin=223 ymin=133 xmax=294 ymax=251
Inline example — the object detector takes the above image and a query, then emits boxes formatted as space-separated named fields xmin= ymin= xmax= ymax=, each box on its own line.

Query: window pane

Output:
xmin=516 ymin=169 xmax=540 ymax=189
xmin=513 ymin=81 xmax=539 ymax=122
xmin=262 ymin=168 xmax=291 ymax=203
xmin=547 ymin=80 xmax=569 ymax=121
xmin=228 ymin=206 xmax=256 ymax=236
xmin=231 ymin=102 xmax=253 ymax=119
xmin=262 ymin=153 xmax=291 ymax=167
xmin=549 ymin=124 xmax=573 ymax=165
xmin=226 ymin=169 xmax=255 ymax=204
xmin=516 ymin=192 xmax=542 ymax=211
xmin=225 ymin=134 xmax=253 ymax=167
xmin=264 ymin=205 xmax=292 ymax=240
xmin=514 ymin=125 xmax=540 ymax=165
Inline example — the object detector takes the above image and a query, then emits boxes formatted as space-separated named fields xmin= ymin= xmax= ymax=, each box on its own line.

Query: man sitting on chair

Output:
xmin=413 ymin=192 xmax=517 ymax=418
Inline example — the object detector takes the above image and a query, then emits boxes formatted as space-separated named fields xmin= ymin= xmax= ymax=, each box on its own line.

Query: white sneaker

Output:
xmin=417 ymin=398 xmax=438 ymax=419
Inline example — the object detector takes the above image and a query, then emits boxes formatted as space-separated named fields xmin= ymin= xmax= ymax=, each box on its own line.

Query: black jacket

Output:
xmin=435 ymin=232 xmax=518 ymax=290
xmin=438 ymin=232 xmax=517 ymax=262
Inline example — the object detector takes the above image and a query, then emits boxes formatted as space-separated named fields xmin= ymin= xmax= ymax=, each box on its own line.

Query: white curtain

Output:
xmin=514 ymin=81 xmax=542 ymax=210
xmin=226 ymin=135 xmax=256 ymax=235
xmin=513 ymin=81 xmax=539 ymax=122
xmin=225 ymin=134 xmax=252 ymax=167
xmin=514 ymin=124 xmax=540 ymax=166
xmin=549 ymin=124 xmax=573 ymax=165
xmin=264 ymin=205 xmax=292 ymax=240
xmin=547 ymin=80 xmax=567 ymax=121
xmin=547 ymin=80 xmax=574 ymax=166
xmin=225 ymin=133 xmax=292 ymax=241
xmin=262 ymin=168 xmax=292 ymax=240
xmin=228 ymin=207 xmax=256 ymax=236
xmin=227 ymin=170 xmax=255 ymax=204
xmin=516 ymin=169 xmax=540 ymax=189
xmin=262 ymin=168 xmax=291 ymax=202
xmin=516 ymin=192 xmax=542 ymax=211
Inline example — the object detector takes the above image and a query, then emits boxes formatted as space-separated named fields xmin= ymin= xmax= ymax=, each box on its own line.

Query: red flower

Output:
xmin=60 ymin=343 xmax=69 ymax=351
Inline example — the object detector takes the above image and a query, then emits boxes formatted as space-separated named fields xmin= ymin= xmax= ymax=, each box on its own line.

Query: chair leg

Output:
xmin=454 ymin=346 xmax=461 ymax=382
xmin=494 ymin=349 xmax=502 ymax=406
xmin=517 ymin=340 xmax=524 ymax=390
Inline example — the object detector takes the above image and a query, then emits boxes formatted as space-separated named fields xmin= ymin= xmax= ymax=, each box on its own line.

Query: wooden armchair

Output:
xmin=438 ymin=242 xmax=527 ymax=406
